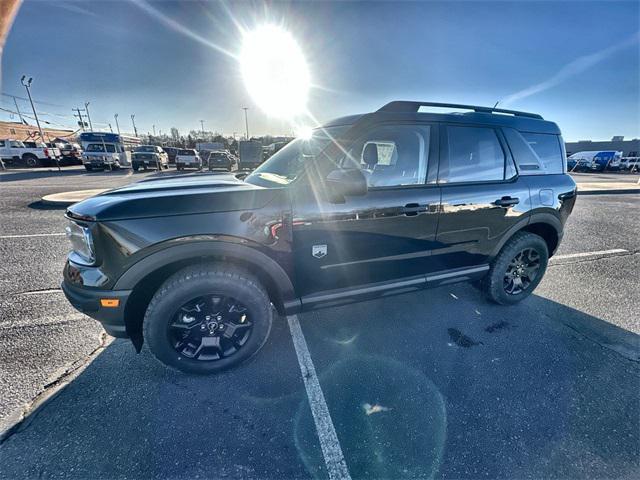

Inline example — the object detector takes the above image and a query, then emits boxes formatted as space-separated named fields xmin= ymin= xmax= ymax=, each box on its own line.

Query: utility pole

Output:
xmin=12 ymin=96 xmax=24 ymax=124
xmin=131 ymin=114 xmax=138 ymax=137
xmin=84 ymin=102 xmax=93 ymax=131
xmin=73 ymin=107 xmax=87 ymax=131
xmin=200 ymin=120 xmax=205 ymax=140
xmin=242 ymin=107 xmax=249 ymax=140
xmin=114 ymin=114 xmax=120 ymax=135
xmin=21 ymin=75 xmax=60 ymax=171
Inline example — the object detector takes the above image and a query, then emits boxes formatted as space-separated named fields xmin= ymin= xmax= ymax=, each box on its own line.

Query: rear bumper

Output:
xmin=61 ymin=281 xmax=131 ymax=338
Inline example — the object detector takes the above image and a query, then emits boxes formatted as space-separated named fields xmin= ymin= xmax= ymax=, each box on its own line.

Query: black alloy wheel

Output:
xmin=168 ymin=295 xmax=253 ymax=361
xmin=482 ymin=231 xmax=549 ymax=305
xmin=503 ymin=248 xmax=541 ymax=295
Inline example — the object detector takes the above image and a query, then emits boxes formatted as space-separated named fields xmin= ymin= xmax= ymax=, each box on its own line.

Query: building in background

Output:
xmin=0 ymin=120 xmax=75 ymax=142
xmin=566 ymin=137 xmax=639 ymax=157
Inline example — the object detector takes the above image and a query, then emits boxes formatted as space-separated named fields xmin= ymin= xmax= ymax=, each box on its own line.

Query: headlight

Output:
xmin=65 ymin=221 xmax=95 ymax=264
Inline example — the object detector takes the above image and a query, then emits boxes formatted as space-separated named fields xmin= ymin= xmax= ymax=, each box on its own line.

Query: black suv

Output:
xmin=62 ymin=101 xmax=577 ymax=374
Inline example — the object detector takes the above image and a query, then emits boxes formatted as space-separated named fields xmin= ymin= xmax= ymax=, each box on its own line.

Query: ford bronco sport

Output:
xmin=62 ymin=101 xmax=577 ymax=374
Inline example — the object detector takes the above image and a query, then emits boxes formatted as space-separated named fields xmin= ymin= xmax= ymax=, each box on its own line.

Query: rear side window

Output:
xmin=504 ymin=129 xmax=564 ymax=174
xmin=439 ymin=126 xmax=505 ymax=183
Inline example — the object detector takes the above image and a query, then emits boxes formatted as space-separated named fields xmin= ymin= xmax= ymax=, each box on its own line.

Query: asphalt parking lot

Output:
xmin=0 ymin=167 xmax=639 ymax=479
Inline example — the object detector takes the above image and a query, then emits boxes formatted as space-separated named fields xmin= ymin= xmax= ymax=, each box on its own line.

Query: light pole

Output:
xmin=131 ymin=114 xmax=138 ymax=137
xmin=109 ymin=123 xmax=113 ymax=133
xmin=200 ymin=120 xmax=205 ymax=140
xmin=84 ymin=102 xmax=93 ymax=131
xmin=21 ymin=75 xmax=60 ymax=171
xmin=152 ymin=124 xmax=156 ymax=136
xmin=242 ymin=107 xmax=249 ymax=140
xmin=114 ymin=114 xmax=120 ymax=135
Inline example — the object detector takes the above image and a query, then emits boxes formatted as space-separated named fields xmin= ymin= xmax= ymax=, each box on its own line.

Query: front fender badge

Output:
xmin=312 ymin=244 xmax=327 ymax=259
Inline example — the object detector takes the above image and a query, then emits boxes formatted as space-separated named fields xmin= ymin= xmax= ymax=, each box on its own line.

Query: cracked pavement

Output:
xmin=0 ymin=167 xmax=638 ymax=478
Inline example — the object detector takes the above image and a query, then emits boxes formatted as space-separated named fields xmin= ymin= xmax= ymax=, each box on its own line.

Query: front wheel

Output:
xmin=84 ymin=165 xmax=93 ymax=172
xmin=143 ymin=265 xmax=273 ymax=374
xmin=483 ymin=232 xmax=548 ymax=305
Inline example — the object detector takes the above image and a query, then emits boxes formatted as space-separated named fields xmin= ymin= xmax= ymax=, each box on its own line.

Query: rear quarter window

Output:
xmin=504 ymin=129 xmax=564 ymax=175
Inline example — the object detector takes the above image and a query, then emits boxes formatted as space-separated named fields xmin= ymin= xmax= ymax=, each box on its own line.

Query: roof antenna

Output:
xmin=493 ymin=100 xmax=500 ymax=108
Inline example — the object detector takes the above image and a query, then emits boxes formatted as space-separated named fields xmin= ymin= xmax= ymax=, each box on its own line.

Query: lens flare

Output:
xmin=294 ymin=125 xmax=313 ymax=140
xmin=240 ymin=25 xmax=310 ymax=118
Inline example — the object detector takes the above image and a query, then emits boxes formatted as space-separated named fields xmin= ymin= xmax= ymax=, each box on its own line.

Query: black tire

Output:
xmin=483 ymin=231 xmax=548 ymax=305
xmin=132 ymin=164 xmax=139 ymax=171
xmin=143 ymin=265 xmax=273 ymax=374
xmin=23 ymin=154 xmax=40 ymax=168
xmin=84 ymin=165 xmax=93 ymax=172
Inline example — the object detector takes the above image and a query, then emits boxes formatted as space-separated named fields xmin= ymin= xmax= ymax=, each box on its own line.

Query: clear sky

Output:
xmin=1 ymin=0 xmax=639 ymax=141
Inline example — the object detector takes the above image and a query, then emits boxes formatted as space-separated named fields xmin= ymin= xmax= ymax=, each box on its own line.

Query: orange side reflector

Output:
xmin=100 ymin=299 xmax=120 ymax=308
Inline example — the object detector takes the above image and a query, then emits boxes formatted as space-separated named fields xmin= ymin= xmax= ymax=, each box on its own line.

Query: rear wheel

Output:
xmin=84 ymin=165 xmax=93 ymax=172
xmin=23 ymin=154 xmax=39 ymax=168
xmin=132 ymin=164 xmax=139 ymax=171
xmin=143 ymin=265 xmax=273 ymax=374
xmin=483 ymin=232 xmax=548 ymax=305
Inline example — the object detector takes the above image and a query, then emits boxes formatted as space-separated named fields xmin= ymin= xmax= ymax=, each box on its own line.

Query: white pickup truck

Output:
xmin=0 ymin=139 xmax=62 ymax=167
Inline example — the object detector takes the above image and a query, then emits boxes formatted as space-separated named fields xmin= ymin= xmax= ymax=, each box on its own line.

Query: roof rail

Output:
xmin=377 ymin=101 xmax=544 ymax=120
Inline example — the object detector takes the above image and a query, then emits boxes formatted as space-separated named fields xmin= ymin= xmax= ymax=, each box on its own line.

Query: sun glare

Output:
xmin=240 ymin=25 xmax=310 ymax=119
xmin=295 ymin=125 xmax=313 ymax=140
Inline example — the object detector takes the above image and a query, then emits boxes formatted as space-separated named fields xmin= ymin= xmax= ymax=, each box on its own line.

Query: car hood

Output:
xmin=68 ymin=173 xmax=278 ymax=221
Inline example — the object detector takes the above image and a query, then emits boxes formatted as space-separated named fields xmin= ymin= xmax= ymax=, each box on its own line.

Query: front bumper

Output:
xmin=61 ymin=281 xmax=131 ymax=338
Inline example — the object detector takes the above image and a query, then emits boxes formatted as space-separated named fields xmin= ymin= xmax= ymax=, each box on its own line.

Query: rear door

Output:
xmin=432 ymin=124 xmax=530 ymax=271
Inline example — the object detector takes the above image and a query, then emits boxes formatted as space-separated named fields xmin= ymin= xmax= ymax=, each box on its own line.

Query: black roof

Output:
xmin=323 ymin=101 xmax=560 ymax=135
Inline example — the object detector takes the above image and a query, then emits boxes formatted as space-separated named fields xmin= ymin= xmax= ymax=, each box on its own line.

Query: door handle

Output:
xmin=402 ymin=203 xmax=427 ymax=216
xmin=493 ymin=196 xmax=520 ymax=207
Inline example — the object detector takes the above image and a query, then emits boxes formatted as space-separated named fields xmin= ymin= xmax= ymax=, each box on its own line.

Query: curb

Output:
xmin=41 ymin=189 xmax=108 ymax=207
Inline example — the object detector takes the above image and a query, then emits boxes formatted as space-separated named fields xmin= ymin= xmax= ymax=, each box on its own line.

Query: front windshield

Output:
xmin=245 ymin=125 xmax=348 ymax=186
xmin=86 ymin=143 xmax=116 ymax=153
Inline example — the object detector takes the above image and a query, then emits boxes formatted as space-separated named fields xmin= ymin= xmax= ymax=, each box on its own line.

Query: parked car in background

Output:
xmin=175 ymin=149 xmax=202 ymax=170
xmin=0 ymin=139 xmax=62 ymax=167
xmin=238 ymin=140 xmax=263 ymax=170
xmin=62 ymin=100 xmax=577 ymax=374
xmin=132 ymin=145 xmax=169 ymax=171
xmin=162 ymin=146 xmax=179 ymax=165
xmin=620 ymin=157 xmax=639 ymax=172
xmin=59 ymin=142 xmax=83 ymax=165
xmin=83 ymin=143 xmax=125 ymax=171
xmin=79 ymin=132 xmax=136 ymax=171
xmin=567 ymin=150 xmax=622 ymax=171
xmin=207 ymin=150 xmax=238 ymax=171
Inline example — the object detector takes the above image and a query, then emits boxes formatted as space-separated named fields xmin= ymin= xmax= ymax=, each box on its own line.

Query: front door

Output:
xmin=292 ymin=123 xmax=441 ymax=298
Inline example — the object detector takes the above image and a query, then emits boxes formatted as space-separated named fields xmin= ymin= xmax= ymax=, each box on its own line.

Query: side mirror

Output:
xmin=326 ymin=168 xmax=367 ymax=199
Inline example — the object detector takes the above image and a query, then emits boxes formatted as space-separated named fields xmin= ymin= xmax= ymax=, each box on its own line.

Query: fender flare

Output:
xmin=113 ymin=241 xmax=299 ymax=313
xmin=490 ymin=212 xmax=562 ymax=258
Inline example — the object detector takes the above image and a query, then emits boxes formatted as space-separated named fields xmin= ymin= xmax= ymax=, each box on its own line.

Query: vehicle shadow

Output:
xmin=0 ymin=286 xmax=638 ymax=479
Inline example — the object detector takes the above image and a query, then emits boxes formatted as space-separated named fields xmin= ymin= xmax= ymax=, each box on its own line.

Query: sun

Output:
xmin=240 ymin=25 xmax=311 ymax=119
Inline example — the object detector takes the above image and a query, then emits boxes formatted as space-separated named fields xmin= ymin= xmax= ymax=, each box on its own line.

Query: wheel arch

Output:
xmin=116 ymin=241 xmax=299 ymax=351
xmin=491 ymin=213 xmax=562 ymax=259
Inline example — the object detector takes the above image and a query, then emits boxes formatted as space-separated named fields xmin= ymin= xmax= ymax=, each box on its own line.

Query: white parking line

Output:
xmin=19 ymin=289 xmax=63 ymax=296
xmin=287 ymin=315 xmax=351 ymax=480
xmin=0 ymin=233 xmax=65 ymax=239
xmin=552 ymin=248 xmax=628 ymax=261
